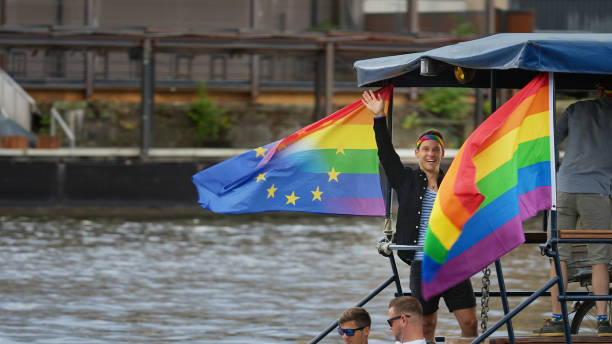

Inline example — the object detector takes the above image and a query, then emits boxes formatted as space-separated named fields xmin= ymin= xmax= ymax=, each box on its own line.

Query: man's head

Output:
xmin=388 ymin=296 xmax=424 ymax=342
xmin=415 ymin=129 xmax=445 ymax=174
xmin=338 ymin=307 xmax=371 ymax=344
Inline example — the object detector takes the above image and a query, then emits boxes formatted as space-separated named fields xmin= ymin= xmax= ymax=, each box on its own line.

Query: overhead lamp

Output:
xmin=420 ymin=58 xmax=447 ymax=76
xmin=454 ymin=66 xmax=476 ymax=84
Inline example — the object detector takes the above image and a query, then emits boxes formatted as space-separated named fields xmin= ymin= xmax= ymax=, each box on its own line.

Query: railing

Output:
xmin=0 ymin=68 xmax=36 ymax=131
xmin=49 ymin=108 xmax=76 ymax=148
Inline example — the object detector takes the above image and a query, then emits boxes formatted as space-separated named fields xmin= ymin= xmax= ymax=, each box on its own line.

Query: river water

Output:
xmin=0 ymin=214 xmax=580 ymax=343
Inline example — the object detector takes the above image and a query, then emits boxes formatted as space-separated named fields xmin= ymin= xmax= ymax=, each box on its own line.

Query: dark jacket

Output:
xmin=373 ymin=116 xmax=445 ymax=264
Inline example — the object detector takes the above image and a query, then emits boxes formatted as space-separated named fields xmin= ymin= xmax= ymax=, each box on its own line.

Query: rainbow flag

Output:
xmin=422 ymin=73 xmax=554 ymax=299
xmin=191 ymin=85 xmax=393 ymax=216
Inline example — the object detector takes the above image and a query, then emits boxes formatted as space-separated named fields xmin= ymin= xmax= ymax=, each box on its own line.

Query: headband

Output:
xmin=416 ymin=134 xmax=444 ymax=150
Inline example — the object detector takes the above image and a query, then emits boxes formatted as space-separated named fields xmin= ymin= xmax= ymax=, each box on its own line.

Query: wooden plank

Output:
xmin=560 ymin=230 xmax=612 ymax=239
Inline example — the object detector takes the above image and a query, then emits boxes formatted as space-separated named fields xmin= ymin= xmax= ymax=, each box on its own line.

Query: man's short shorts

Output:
xmin=410 ymin=261 xmax=476 ymax=316
xmin=556 ymin=192 xmax=612 ymax=265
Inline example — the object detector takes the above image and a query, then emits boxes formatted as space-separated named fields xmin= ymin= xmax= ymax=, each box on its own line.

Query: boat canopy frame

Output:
xmin=311 ymin=33 xmax=612 ymax=344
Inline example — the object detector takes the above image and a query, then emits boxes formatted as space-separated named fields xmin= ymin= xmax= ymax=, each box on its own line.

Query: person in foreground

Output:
xmin=388 ymin=296 xmax=427 ymax=344
xmin=533 ymin=82 xmax=612 ymax=337
xmin=362 ymin=90 xmax=477 ymax=342
xmin=338 ymin=307 xmax=371 ymax=344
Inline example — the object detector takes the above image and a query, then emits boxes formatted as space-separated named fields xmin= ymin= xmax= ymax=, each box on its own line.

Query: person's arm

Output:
xmin=362 ymin=90 xmax=408 ymax=189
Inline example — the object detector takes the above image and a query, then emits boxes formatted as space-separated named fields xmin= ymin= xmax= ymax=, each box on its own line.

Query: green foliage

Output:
xmin=187 ymin=83 xmax=228 ymax=142
xmin=451 ymin=16 xmax=476 ymax=36
xmin=420 ymin=87 xmax=471 ymax=119
xmin=401 ymin=110 xmax=421 ymax=129
xmin=37 ymin=112 xmax=51 ymax=135
xmin=401 ymin=88 xmax=472 ymax=148
xmin=308 ymin=20 xmax=340 ymax=32
xmin=482 ymin=100 xmax=491 ymax=116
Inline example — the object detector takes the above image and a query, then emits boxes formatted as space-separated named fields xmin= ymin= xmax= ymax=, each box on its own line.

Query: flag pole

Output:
xmin=548 ymin=72 xmax=557 ymax=209
xmin=547 ymin=72 xmax=572 ymax=343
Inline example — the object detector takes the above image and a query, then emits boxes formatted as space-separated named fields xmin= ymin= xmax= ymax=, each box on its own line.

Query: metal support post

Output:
xmin=140 ymin=38 xmax=154 ymax=158
xmin=324 ymin=41 xmax=334 ymax=115
xmin=384 ymin=90 xmax=402 ymax=296
xmin=389 ymin=253 xmax=403 ymax=296
xmin=494 ymin=259 xmax=515 ymax=343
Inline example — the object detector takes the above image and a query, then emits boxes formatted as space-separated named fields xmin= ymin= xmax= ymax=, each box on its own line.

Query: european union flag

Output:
xmin=192 ymin=86 xmax=394 ymax=216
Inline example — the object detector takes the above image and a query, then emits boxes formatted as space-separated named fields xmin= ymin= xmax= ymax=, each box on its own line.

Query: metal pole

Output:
xmin=490 ymin=70 xmax=496 ymax=113
xmin=85 ymin=0 xmax=96 ymax=99
xmin=385 ymin=89 xmax=403 ymax=296
xmin=324 ymin=41 xmax=334 ymax=115
xmin=485 ymin=0 xmax=495 ymax=35
xmin=140 ymin=38 xmax=154 ymax=158
xmin=546 ymin=71 xmax=571 ymax=344
xmin=408 ymin=0 xmax=418 ymax=33
xmin=475 ymin=88 xmax=484 ymax=125
xmin=0 ymin=0 xmax=6 ymax=70
xmin=385 ymin=91 xmax=394 ymax=219
xmin=250 ymin=0 xmax=259 ymax=100
xmin=494 ymin=259 xmax=515 ymax=343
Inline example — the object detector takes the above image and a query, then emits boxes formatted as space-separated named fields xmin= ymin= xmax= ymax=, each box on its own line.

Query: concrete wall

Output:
xmin=0 ymin=159 xmax=206 ymax=207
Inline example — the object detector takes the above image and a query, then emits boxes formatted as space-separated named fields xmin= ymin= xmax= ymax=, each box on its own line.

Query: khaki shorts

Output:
xmin=556 ymin=192 xmax=612 ymax=265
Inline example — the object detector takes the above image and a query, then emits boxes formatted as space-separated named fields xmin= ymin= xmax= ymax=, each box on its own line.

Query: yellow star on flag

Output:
xmin=266 ymin=184 xmax=277 ymax=199
xmin=336 ymin=146 xmax=345 ymax=155
xmin=327 ymin=167 xmax=341 ymax=182
xmin=311 ymin=186 xmax=323 ymax=201
xmin=285 ymin=191 xmax=300 ymax=206
xmin=255 ymin=172 xmax=267 ymax=182
xmin=254 ymin=146 xmax=268 ymax=158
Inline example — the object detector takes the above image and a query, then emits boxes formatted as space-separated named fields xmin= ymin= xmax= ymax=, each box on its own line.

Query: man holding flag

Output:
xmin=362 ymin=90 xmax=477 ymax=343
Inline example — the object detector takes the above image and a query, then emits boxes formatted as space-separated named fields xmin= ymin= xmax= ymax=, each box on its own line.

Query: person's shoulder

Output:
xmin=564 ymin=98 xmax=603 ymax=114
xmin=569 ymin=99 xmax=596 ymax=108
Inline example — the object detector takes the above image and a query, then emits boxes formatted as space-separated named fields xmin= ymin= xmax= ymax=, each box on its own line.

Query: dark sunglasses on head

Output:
xmin=337 ymin=326 xmax=366 ymax=336
xmin=387 ymin=314 xmax=410 ymax=326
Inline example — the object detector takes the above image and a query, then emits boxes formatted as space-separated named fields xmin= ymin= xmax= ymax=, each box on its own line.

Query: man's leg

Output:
xmin=422 ymin=311 xmax=437 ymax=342
xmin=410 ymin=262 xmax=439 ymax=342
xmin=592 ymin=263 xmax=609 ymax=315
xmin=550 ymin=260 xmax=568 ymax=315
xmin=578 ymin=194 xmax=612 ymax=316
xmin=444 ymin=279 xmax=477 ymax=337
xmin=551 ymin=192 xmax=575 ymax=316
xmin=453 ymin=307 xmax=477 ymax=337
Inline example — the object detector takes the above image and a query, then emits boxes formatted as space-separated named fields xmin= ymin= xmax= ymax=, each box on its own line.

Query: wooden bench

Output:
xmin=559 ymin=230 xmax=612 ymax=239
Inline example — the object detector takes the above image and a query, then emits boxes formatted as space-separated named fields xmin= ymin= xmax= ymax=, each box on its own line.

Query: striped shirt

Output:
xmin=414 ymin=188 xmax=436 ymax=261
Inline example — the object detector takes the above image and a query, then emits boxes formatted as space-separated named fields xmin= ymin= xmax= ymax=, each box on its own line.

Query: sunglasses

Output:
xmin=387 ymin=314 xmax=410 ymax=326
xmin=337 ymin=326 xmax=366 ymax=337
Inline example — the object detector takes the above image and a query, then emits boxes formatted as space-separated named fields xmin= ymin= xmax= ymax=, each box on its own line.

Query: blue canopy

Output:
xmin=354 ymin=33 xmax=612 ymax=89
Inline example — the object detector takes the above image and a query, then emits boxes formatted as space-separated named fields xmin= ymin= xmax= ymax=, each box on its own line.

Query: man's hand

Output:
xmin=361 ymin=90 xmax=385 ymax=116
